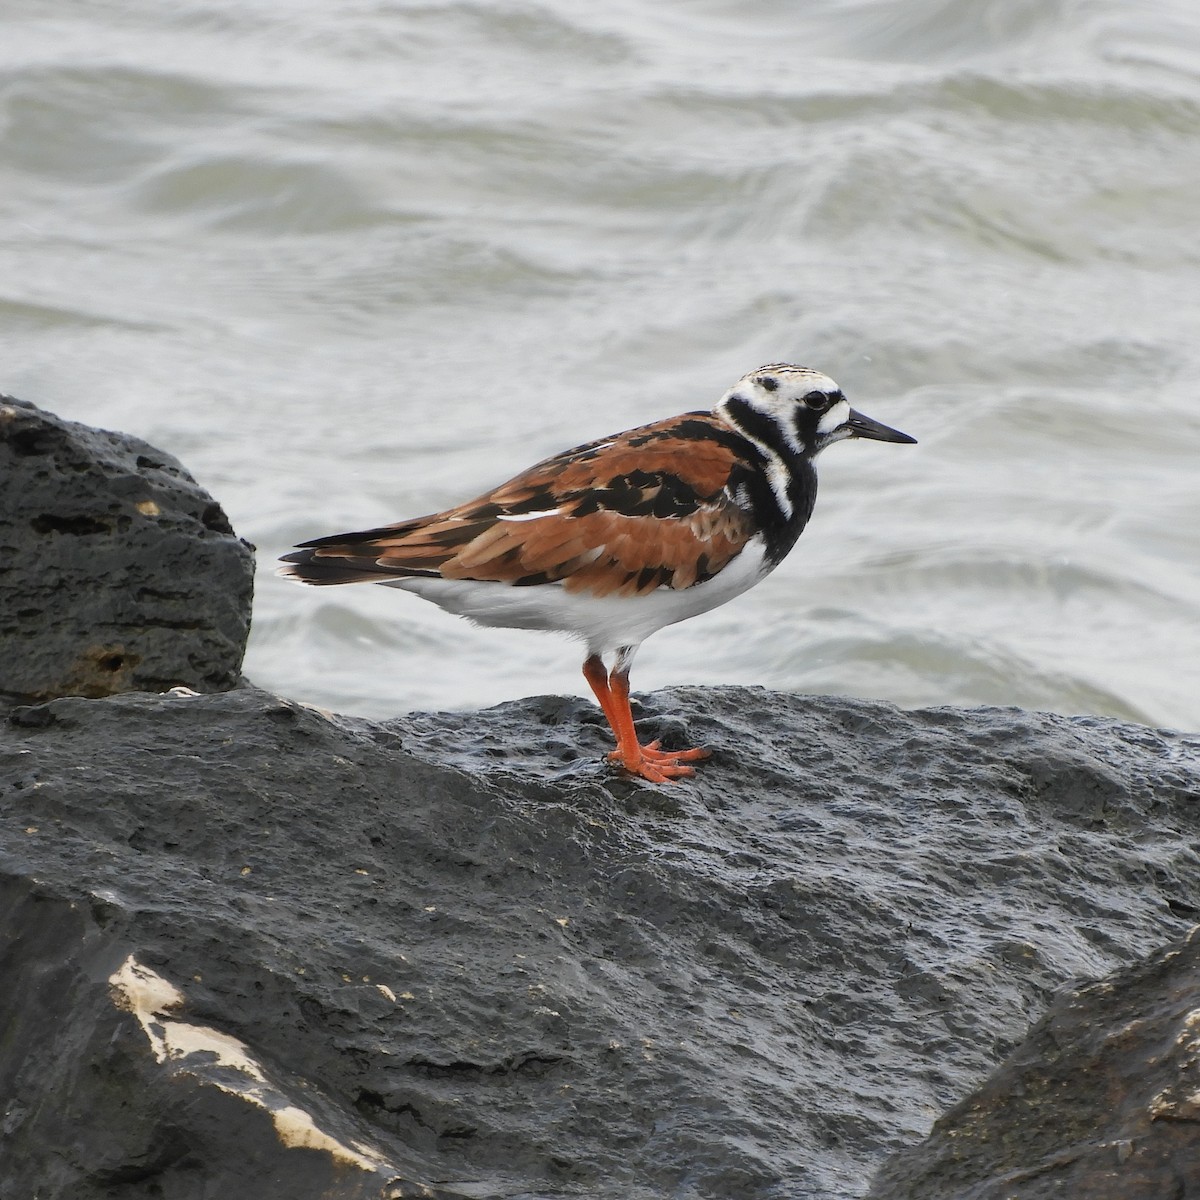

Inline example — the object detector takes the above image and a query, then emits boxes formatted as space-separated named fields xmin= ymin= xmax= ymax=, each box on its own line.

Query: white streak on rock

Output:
xmin=108 ymin=955 xmax=388 ymax=1174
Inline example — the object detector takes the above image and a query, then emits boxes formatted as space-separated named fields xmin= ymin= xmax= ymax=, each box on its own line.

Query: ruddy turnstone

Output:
xmin=281 ymin=364 xmax=915 ymax=783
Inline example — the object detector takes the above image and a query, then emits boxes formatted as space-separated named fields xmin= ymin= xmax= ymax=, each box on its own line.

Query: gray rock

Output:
xmin=867 ymin=923 xmax=1200 ymax=1200
xmin=2 ymin=682 xmax=1198 ymax=1200
xmin=0 ymin=396 xmax=253 ymax=700
xmin=5 ymin=401 xmax=1199 ymax=1198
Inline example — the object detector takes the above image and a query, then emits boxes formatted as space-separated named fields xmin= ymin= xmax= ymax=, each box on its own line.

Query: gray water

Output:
xmin=5 ymin=0 xmax=1199 ymax=729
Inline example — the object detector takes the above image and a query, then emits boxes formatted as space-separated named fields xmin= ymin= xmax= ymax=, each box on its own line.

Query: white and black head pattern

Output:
xmin=719 ymin=362 xmax=915 ymax=459
xmin=714 ymin=362 xmax=916 ymax=554
xmin=717 ymin=363 xmax=853 ymax=458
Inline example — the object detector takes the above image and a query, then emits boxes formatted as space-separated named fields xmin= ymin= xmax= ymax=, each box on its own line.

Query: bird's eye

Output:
xmin=803 ymin=391 xmax=830 ymax=410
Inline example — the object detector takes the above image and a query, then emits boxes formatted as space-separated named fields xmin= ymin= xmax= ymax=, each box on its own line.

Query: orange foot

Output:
xmin=608 ymin=741 xmax=711 ymax=783
xmin=582 ymin=652 xmax=712 ymax=784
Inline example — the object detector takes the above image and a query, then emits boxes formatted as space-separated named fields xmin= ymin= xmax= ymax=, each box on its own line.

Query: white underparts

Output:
xmin=385 ymin=538 xmax=772 ymax=657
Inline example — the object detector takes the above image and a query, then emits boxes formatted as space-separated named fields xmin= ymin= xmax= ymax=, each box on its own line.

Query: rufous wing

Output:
xmin=281 ymin=412 xmax=758 ymax=595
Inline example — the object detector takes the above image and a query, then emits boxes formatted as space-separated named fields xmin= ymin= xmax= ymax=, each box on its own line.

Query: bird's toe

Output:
xmin=607 ymin=743 xmax=708 ymax=783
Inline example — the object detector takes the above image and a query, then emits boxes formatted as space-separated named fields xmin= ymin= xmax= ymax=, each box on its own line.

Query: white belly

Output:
xmin=383 ymin=539 xmax=772 ymax=656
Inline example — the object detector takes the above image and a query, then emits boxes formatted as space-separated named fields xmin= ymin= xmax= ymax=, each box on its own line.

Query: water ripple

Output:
xmin=3 ymin=0 xmax=1197 ymax=732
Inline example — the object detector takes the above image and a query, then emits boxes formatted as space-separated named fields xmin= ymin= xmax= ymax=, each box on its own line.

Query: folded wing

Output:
xmin=280 ymin=413 xmax=758 ymax=598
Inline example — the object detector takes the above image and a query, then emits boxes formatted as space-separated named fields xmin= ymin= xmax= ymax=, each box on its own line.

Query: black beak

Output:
xmin=846 ymin=408 xmax=917 ymax=445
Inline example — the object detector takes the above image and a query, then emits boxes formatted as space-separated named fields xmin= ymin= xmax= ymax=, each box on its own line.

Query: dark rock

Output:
xmin=2 ymin=682 xmax=1198 ymax=1199
xmin=0 ymin=397 xmax=253 ymax=701
xmin=867 ymin=924 xmax=1200 ymax=1200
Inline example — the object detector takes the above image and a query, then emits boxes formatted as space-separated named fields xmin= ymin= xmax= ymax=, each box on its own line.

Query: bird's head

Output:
xmin=719 ymin=363 xmax=916 ymax=457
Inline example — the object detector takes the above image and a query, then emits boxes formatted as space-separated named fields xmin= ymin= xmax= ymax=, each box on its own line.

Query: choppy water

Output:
xmin=5 ymin=0 xmax=1199 ymax=729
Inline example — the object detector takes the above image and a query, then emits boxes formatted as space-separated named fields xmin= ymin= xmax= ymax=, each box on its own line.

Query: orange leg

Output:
xmin=581 ymin=653 xmax=710 ymax=783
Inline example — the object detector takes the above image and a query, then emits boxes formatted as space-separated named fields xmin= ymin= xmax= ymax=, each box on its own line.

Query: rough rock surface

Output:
xmin=0 ymin=397 xmax=253 ymax=701
xmin=868 ymin=924 xmax=1200 ymax=1200
xmin=2 ymin=682 xmax=1198 ymax=1200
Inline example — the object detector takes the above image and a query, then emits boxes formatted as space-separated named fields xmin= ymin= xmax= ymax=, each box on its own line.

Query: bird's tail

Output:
xmin=279 ymin=517 xmax=447 ymax=586
xmin=277 ymin=549 xmax=390 ymax=586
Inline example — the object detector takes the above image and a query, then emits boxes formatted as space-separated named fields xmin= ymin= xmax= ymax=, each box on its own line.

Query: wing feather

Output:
xmin=281 ymin=412 xmax=759 ymax=596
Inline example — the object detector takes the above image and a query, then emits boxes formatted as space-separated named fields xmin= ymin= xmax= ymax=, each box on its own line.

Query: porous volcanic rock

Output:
xmin=0 ymin=396 xmax=253 ymax=701
xmin=2 ymin=682 xmax=1198 ymax=1200
xmin=867 ymin=924 xmax=1200 ymax=1200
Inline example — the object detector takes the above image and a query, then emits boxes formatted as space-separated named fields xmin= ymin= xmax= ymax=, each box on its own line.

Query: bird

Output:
xmin=280 ymin=363 xmax=916 ymax=783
